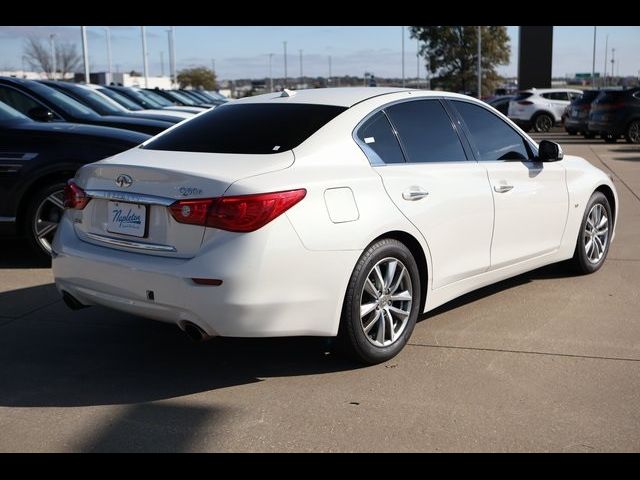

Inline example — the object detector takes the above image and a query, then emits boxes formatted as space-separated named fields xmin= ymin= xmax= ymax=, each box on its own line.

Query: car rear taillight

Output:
xmin=63 ymin=180 xmax=90 ymax=210
xmin=169 ymin=189 xmax=307 ymax=232
xmin=518 ymin=101 xmax=533 ymax=105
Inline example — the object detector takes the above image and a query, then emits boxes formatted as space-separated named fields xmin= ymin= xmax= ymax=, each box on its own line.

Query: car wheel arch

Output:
xmin=532 ymin=110 xmax=556 ymax=123
xmin=16 ymin=166 xmax=79 ymax=229
xmin=366 ymin=230 xmax=430 ymax=314
xmin=595 ymin=184 xmax=617 ymax=228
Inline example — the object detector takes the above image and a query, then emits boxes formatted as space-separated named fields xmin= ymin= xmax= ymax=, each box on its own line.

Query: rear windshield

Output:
xmin=143 ymin=103 xmax=347 ymax=154
xmin=574 ymin=90 xmax=600 ymax=104
xmin=595 ymin=90 xmax=630 ymax=103
xmin=513 ymin=91 xmax=533 ymax=101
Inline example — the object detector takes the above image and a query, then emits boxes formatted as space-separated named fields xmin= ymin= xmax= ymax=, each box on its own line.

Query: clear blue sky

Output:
xmin=1 ymin=26 xmax=638 ymax=80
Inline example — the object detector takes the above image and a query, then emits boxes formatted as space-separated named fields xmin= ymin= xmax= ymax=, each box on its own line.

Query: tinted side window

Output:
xmin=356 ymin=111 xmax=405 ymax=164
xmin=451 ymin=101 xmax=531 ymax=161
xmin=0 ymin=86 xmax=43 ymax=115
xmin=385 ymin=100 xmax=466 ymax=163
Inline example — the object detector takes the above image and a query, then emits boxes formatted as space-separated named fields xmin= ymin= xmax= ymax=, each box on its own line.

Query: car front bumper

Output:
xmin=52 ymin=214 xmax=358 ymax=338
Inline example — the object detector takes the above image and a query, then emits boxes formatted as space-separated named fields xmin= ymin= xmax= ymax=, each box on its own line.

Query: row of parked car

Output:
xmin=485 ymin=87 xmax=640 ymax=144
xmin=0 ymin=76 xmax=227 ymax=260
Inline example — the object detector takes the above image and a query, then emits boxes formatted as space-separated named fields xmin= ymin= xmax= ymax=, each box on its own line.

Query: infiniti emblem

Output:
xmin=115 ymin=174 xmax=133 ymax=188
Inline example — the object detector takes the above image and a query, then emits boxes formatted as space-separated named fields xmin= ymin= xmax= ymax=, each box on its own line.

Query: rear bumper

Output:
xmin=564 ymin=118 xmax=589 ymax=131
xmin=52 ymin=214 xmax=358 ymax=337
xmin=587 ymin=120 xmax=625 ymax=136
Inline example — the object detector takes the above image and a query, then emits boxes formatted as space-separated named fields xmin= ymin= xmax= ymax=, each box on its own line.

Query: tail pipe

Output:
xmin=61 ymin=291 xmax=89 ymax=310
xmin=181 ymin=321 xmax=212 ymax=342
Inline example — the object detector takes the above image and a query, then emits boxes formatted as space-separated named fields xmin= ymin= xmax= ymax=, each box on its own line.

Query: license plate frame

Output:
xmin=106 ymin=201 xmax=148 ymax=238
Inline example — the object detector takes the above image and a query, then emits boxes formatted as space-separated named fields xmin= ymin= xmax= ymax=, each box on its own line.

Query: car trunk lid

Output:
xmin=72 ymin=147 xmax=294 ymax=258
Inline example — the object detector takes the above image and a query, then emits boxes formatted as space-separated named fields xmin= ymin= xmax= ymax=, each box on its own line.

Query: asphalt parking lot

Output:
xmin=1 ymin=131 xmax=639 ymax=452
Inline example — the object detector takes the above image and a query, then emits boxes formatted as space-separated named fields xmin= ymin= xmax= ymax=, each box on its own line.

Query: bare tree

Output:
xmin=56 ymin=43 xmax=81 ymax=79
xmin=24 ymin=37 xmax=52 ymax=78
xmin=23 ymin=36 xmax=81 ymax=79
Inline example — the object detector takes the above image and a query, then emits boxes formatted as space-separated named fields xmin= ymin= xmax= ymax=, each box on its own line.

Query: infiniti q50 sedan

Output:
xmin=52 ymin=87 xmax=618 ymax=364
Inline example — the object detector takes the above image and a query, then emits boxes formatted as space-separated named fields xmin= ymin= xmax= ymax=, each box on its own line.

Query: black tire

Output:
xmin=533 ymin=113 xmax=554 ymax=133
xmin=603 ymin=133 xmax=617 ymax=143
xmin=23 ymin=181 xmax=66 ymax=264
xmin=625 ymin=120 xmax=640 ymax=144
xmin=583 ymin=131 xmax=596 ymax=139
xmin=571 ymin=192 xmax=612 ymax=275
xmin=566 ymin=129 xmax=577 ymax=136
xmin=338 ymin=238 xmax=421 ymax=365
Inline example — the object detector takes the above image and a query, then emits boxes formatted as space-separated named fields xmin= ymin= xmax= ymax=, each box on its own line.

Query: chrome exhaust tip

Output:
xmin=61 ymin=291 xmax=89 ymax=310
xmin=182 ymin=321 xmax=211 ymax=342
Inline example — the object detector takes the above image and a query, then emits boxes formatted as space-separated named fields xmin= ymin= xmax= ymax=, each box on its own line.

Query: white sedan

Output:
xmin=52 ymin=87 xmax=618 ymax=364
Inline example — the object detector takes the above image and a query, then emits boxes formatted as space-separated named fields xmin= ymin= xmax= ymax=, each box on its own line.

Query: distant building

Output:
xmin=0 ymin=70 xmax=73 ymax=81
xmin=73 ymin=72 xmax=173 ymax=89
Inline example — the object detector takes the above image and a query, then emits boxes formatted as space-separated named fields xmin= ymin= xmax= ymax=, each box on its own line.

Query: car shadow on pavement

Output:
xmin=0 ymin=238 xmax=50 ymax=268
xmin=0 ymin=284 xmax=358 ymax=408
xmin=420 ymin=261 xmax=576 ymax=321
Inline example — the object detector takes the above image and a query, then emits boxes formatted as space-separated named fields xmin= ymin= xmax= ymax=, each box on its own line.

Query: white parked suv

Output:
xmin=508 ymin=88 xmax=583 ymax=132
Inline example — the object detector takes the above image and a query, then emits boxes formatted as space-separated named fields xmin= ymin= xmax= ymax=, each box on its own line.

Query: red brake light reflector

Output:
xmin=169 ymin=189 xmax=307 ymax=233
xmin=517 ymin=100 xmax=533 ymax=105
xmin=63 ymin=180 xmax=90 ymax=210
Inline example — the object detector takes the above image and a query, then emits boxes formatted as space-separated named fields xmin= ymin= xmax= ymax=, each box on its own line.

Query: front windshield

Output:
xmin=77 ymin=87 xmax=124 ymax=114
xmin=165 ymin=90 xmax=198 ymax=105
xmin=136 ymin=89 xmax=173 ymax=107
xmin=0 ymin=101 xmax=30 ymax=123
xmin=120 ymin=88 xmax=164 ymax=109
xmin=28 ymin=81 xmax=99 ymax=119
xmin=98 ymin=87 xmax=143 ymax=111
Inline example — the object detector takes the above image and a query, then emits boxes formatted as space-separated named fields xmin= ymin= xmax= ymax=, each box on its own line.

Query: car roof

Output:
xmin=229 ymin=87 xmax=485 ymax=107
xmin=523 ymin=88 xmax=583 ymax=94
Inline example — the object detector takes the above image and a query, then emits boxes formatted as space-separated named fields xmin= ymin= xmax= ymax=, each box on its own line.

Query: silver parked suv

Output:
xmin=508 ymin=88 xmax=583 ymax=132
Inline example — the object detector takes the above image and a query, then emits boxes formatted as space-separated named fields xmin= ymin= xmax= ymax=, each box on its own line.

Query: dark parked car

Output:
xmin=178 ymin=89 xmax=224 ymax=107
xmin=0 ymin=77 xmax=173 ymax=135
xmin=0 ymin=100 xmax=150 ymax=260
xmin=38 ymin=80 xmax=186 ymax=124
xmin=564 ymin=90 xmax=600 ymax=138
xmin=588 ymin=87 xmax=640 ymax=144
xmin=147 ymin=88 xmax=212 ymax=108
xmin=105 ymin=85 xmax=206 ymax=114
xmin=486 ymin=95 xmax=515 ymax=116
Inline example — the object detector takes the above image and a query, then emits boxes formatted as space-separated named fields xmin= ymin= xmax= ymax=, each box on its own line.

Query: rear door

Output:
xmin=364 ymin=99 xmax=495 ymax=289
xmin=542 ymin=91 xmax=571 ymax=121
xmin=448 ymin=99 xmax=569 ymax=268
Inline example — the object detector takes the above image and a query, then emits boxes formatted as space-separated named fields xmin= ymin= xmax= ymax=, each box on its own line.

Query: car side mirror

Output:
xmin=28 ymin=106 xmax=55 ymax=122
xmin=538 ymin=140 xmax=564 ymax=162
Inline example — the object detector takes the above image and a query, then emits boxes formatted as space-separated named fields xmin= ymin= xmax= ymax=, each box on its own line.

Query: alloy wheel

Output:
xmin=628 ymin=121 xmax=640 ymax=144
xmin=359 ymin=257 xmax=413 ymax=347
xmin=32 ymin=189 xmax=64 ymax=255
xmin=535 ymin=114 xmax=552 ymax=132
xmin=584 ymin=203 xmax=609 ymax=264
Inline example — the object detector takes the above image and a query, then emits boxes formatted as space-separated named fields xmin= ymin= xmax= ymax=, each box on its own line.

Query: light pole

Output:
xmin=401 ymin=26 xmax=405 ymax=87
xmin=603 ymin=35 xmax=608 ymax=87
xmin=477 ymin=26 xmax=482 ymax=98
xmin=166 ymin=29 xmax=173 ymax=86
xmin=160 ymin=51 xmax=165 ymax=77
xmin=268 ymin=53 xmax=273 ymax=93
xmin=611 ymin=47 xmax=615 ymax=84
xmin=283 ymin=41 xmax=288 ymax=89
xmin=105 ymin=27 xmax=112 ymax=84
xmin=170 ymin=26 xmax=177 ymax=88
xmin=81 ymin=26 xmax=90 ymax=84
xmin=299 ymin=49 xmax=303 ymax=87
xmin=49 ymin=34 xmax=56 ymax=80
xmin=141 ymin=26 xmax=149 ymax=88
xmin=591 ymin=26 xmax=597 ymax=88
xmin=328 ymin=55 xmax=332 ymax=87
xmin=416 ymin=37 xmax=420 ymax=89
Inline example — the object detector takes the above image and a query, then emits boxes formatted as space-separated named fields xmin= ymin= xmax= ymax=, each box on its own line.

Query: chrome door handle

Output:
xmin=402 ymin=188 xmax=429 ymax=201
xmin=494 ymin=185 xmax=514 ymax=193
